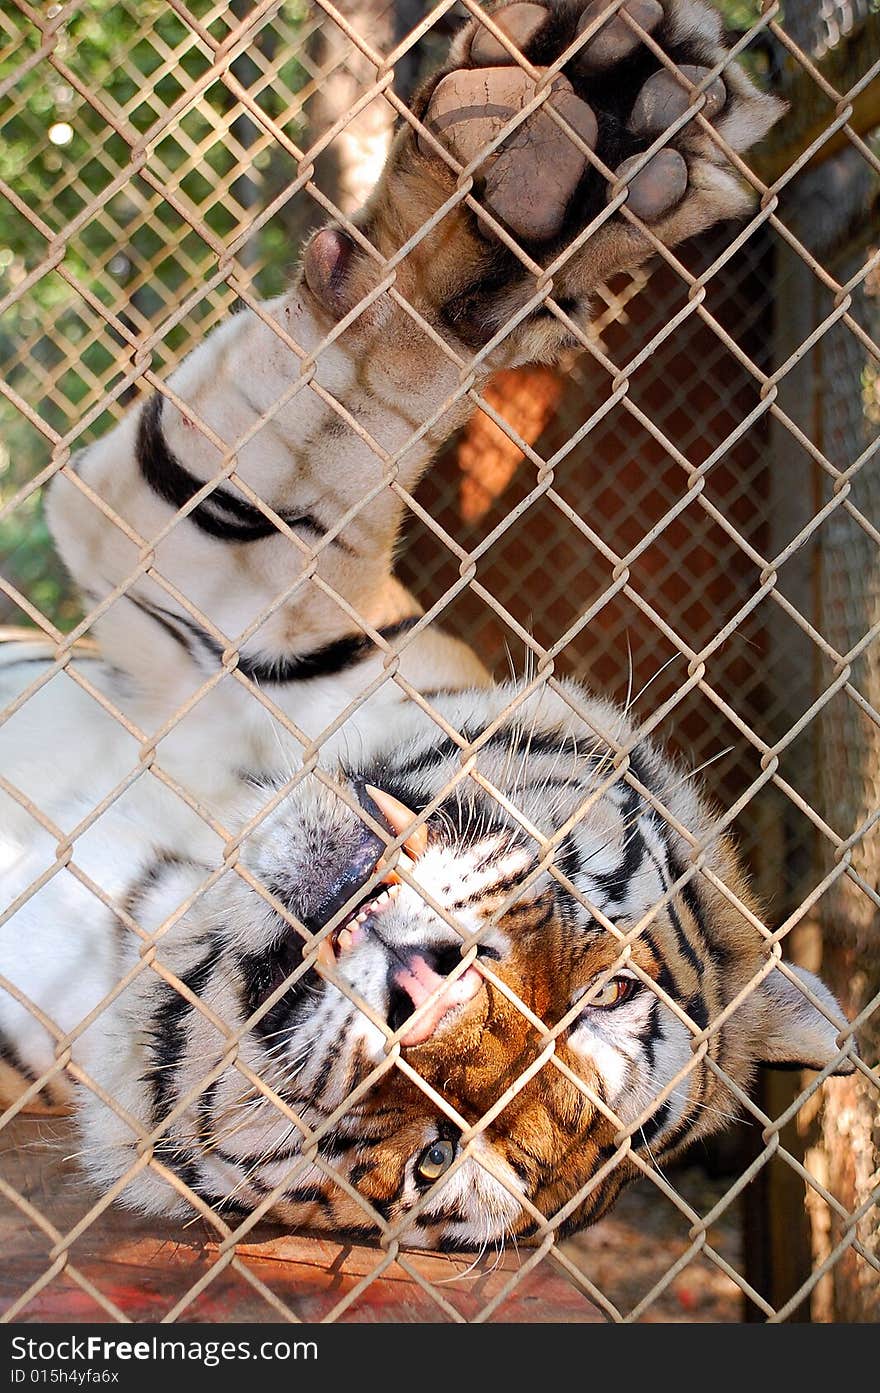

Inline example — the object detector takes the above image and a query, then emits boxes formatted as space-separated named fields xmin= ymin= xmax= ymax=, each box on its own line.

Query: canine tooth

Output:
xmin=403 ymin=826 xmax=428 ymax=860
xmin=365 ymin=785 xmax=429 ymax=860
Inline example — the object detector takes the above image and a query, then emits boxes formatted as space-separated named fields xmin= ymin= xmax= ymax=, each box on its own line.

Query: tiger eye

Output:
xmin=415 ymin=1138 xmax=456 ymax=1182
xmin=589 ymin=975 xmax=636 ymax=1009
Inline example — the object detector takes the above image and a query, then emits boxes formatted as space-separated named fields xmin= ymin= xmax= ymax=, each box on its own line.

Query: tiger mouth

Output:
xmin=312 ymin=785 xmax=487 ymax=1046
xmin=315 ymin=870 xmax=486 ymax=1046
xmin=316 ymin=878 xmax=401 ymax=968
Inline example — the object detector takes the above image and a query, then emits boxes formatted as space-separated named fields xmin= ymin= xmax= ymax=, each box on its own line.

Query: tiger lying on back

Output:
xmin=0 ymin=0 xmax=855 ymax=1250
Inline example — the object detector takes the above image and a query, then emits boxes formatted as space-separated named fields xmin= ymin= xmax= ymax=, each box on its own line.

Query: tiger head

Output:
xmin=96 ymin=683 xmax=853 ymax=1249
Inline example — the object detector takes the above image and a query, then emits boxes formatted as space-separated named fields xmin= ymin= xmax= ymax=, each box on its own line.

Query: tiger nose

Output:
xmin=392 ymin=953 xmax=484 ymax=1046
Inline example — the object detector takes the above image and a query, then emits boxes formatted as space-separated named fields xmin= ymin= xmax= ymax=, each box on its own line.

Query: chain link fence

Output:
xmin=0 ymin=0 xmax=878 ymax=1322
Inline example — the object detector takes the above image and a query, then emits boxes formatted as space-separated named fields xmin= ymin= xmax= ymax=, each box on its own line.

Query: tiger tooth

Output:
xmin=403 ymin=824 xmax=428 ymax=860
xmin=315 ymin=935 xmax=336 ymax=974
xmin=337 ymin=927 xmax=354 ymax=953
xmin=365 ymin=784 xmax=429 ymax=861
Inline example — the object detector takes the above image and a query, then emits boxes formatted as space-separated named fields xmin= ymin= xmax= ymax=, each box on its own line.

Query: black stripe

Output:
xmin=0 ymin=1029 xmax=41 ymax=1086
xmin=123 ymin=852 xmax=206 ymax=924
xmin=283 ymin=1184 xmax=334 ymax=1213
xmin=666 ymin=895 xmax=704 ymax=978
xmin=505 ymin=1155 xmax=532 ymax=1188
xmin=147 ymin=943 xmax=217 ymax=1128
xmin=136 ymin=394 xmax=329 ymax=544
xmin=125 ymin=585 xmax=420 ymax=687
xmin=684 ymin=987 xmax=709 ymax=1032
xmin=369 ymin=1176 xmax=407 ymax=1223
xmin=636 ymin=1098 xmax=672 ymax=1149
xmin=349 ymin=1159 xmax=376 ymax=1189
xmin=0 ymin=654 xmax=103 ymax=672
xmin=390 ymin=740 xmax=460 ymax=784
xmin=625 ymin=743 xmax=707 ymax=983
xmin=642 ymin=998 xmax=660 ymax=1071
xmin=681 ymin=873 xmax=732 ymax=963
xmin=125 ymin=592 xmax=198 ymax=662
xmin=648 ymin=838 xmax=705 ymax=981
xmin=190 ymin=1189 xmax=252 ymax=1217
xmin=449 ymin=866 xmax=535 ymax=913
xmin=557 ymin=1163 xmax=625 ymax=1238
xmin=380 ymin=724 xmax=576 ymax=788
xmin=197 ymin=1074 xmax=220 ymax=1152
xmin=234 ymin=617 xmax=421 ymax=685
xmin=309 ymin=1047 xmax=336 ymax=1102
xmin=129 ymin=595 xmax=218 ymax=667
xmin=238 ymin=933 xmax=313 ymax=1043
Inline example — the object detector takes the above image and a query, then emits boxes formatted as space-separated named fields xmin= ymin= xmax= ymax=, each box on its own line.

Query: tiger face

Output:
xmin=85 ymin=683 xmax=851 ymax=1250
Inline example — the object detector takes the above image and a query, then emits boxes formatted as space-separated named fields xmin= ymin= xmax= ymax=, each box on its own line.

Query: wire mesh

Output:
xmin=0 ymin=0 xmax=878 ymax=1323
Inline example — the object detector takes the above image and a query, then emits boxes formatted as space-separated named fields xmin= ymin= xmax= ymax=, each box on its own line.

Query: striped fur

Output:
xmin=0 ymin=2 xmax=851 ymax=1247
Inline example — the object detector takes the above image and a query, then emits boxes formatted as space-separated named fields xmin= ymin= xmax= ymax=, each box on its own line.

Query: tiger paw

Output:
xmin=418 ymin=0 xmax=781 ymax=247
xmin=303 ymin=0 xmax=784 ymax=361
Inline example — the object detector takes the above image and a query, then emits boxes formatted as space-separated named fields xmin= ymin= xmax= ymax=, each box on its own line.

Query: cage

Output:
xmin=0 ymin=0 xmax=878 ymax=1323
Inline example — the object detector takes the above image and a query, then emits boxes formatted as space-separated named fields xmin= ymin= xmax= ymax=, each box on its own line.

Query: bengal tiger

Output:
xmin=0 ymin=0 xmax=855 ymax=1252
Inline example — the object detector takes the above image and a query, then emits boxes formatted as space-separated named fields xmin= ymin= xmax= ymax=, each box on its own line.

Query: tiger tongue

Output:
xmin=394 ymin=955 xmax=483 ymax=1046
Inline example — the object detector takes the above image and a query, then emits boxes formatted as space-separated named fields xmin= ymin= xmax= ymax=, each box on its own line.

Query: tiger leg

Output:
xmin=44 ymin=1 xmax=781 ymax=765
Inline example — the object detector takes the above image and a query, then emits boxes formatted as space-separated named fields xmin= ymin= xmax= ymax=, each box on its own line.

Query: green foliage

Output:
xmin=0 ymin=0 xmax=307 ymax=628
xmin=715 ymin=0 xmax=766 ymax=27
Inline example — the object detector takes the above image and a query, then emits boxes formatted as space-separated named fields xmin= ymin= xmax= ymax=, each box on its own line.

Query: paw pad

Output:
xmin=575 ymin=0 xmax=663 ymax=73
xmin=610 ymin=148 xmax=687 ymax=220
xmin=469 ymin=3 xmax=550 ymax=65
xmin=411 ymin=0 xmax=773 ymax=250
xmin=421 ymin=67 xmax=597 ymax=242
xmin=628 ymin=65 xmax=727 ymax=137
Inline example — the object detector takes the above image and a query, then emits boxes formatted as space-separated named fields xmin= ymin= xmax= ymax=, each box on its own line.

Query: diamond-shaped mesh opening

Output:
xmin=1 ymin=0 xmax=878 ymax=1325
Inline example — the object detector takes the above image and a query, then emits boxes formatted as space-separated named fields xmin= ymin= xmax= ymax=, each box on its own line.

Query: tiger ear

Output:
xmin=756 ymin=965 xmax=856 ymax=1075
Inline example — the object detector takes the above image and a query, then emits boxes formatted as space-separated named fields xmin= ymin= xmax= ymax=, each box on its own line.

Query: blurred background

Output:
xmin=1 ymin=0 xmax=878 ymax=1319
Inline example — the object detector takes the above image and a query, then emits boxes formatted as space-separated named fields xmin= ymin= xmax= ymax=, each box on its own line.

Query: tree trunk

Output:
xmin=309 ymin=0 xmax=398 ymax=217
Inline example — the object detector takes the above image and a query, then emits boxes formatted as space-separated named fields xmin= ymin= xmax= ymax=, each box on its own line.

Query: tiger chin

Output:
xmin=0 ymin=0 xmax=856 ymax=1255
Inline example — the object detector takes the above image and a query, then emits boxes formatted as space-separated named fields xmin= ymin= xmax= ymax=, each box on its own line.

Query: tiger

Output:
xmin=0 ymin=0 xmax=856 ymax=1253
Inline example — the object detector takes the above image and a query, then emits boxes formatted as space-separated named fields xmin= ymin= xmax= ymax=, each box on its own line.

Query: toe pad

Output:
xmin=575 ymin=0 xmax=663 ymax=73
xmin=629 ymin=65 xmax=727 ymax=137
xmin=470 ymin=3 xmax=550 ymax=65
xmin=611 ymin=149 xmax=688 ymax=222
